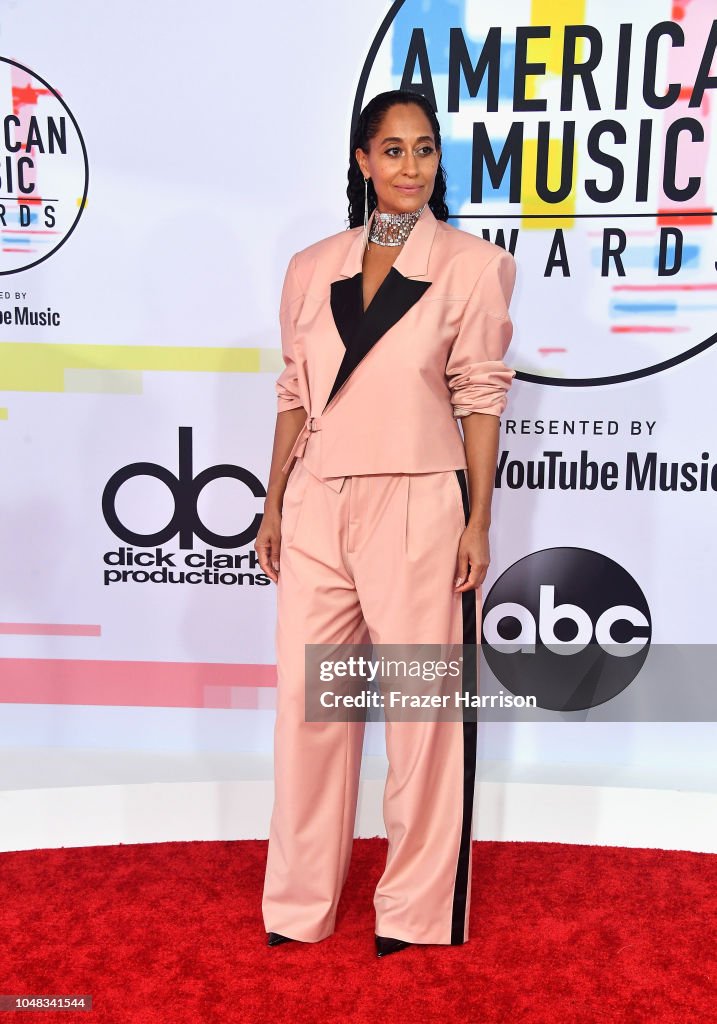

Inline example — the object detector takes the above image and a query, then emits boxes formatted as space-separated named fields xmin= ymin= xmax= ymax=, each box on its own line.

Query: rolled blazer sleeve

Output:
xmin=275 ymin=255 xmax=306 ymax=414
xmin=446 ymin=248 xmax=517 ymax=419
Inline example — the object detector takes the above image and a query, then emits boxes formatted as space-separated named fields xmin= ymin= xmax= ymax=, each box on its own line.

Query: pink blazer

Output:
xmin=275 ymin=203 xmax=517 ymax=489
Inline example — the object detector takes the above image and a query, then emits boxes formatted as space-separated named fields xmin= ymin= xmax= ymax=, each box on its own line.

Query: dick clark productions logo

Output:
xmin=481 ymin=547 xmax=652 ymax=711
xmin=102 ymin=427 xmax=265 ymax=549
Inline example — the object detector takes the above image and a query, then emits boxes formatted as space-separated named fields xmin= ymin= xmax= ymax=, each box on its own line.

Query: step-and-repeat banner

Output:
xmin=1 ymin=1 xmax=716 ymax=769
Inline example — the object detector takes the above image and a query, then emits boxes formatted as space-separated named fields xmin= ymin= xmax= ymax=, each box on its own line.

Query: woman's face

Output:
xmin=355 ymin=103 xmax=440 ymax=216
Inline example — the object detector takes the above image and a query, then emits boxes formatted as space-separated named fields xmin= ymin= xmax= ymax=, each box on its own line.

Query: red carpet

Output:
xmin=2 ymin=838 xmax=716 ymax=1023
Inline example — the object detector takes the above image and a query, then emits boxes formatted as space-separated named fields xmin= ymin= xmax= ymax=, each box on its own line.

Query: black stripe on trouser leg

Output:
xmin=450 ymin=467 xmax=478 ymax=945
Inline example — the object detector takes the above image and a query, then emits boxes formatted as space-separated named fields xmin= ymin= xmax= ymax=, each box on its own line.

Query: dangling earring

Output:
xmin=363 ymin=176 xmax=370 ymax=251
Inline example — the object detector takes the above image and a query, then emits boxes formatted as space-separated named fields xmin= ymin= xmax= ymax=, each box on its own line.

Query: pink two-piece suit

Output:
xmin=262 ymin=203 xmax=517 ymax=944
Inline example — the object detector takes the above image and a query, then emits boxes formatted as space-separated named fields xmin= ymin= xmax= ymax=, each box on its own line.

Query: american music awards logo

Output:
xmin=0 ymin=56 xmax=88 ymax=276
xmin=356 ymin=0 xmax=717 ymax=385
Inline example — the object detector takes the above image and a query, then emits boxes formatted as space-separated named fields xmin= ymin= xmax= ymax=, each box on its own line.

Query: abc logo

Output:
xmin=102 ymin=427 xmax=266 ymax=549
xmin=481 ymin=547 xmax=652 ymax=711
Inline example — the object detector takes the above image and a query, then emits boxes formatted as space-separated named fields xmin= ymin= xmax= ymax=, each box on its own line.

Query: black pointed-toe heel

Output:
xmin=267 ymin=932 xmax=295 ymax=946
xmin=375 ymin=934 xmax=413 ymax=957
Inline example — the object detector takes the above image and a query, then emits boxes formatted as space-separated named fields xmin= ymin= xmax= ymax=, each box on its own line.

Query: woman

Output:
xmin=256 ymin=89 xmax=517 ymax=958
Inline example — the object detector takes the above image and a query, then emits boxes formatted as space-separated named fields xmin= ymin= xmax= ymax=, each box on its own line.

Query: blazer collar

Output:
xmin=337 ymin=201 xmax=437 ymax=279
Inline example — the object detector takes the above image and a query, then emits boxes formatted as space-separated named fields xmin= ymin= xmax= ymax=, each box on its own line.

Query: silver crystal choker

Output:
xmin=368 ymin=203 xmax=426 ymax=247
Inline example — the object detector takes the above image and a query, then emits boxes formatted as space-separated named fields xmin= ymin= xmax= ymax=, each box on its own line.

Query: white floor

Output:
xmin=1 ymin=749 xmax=716 ymax=854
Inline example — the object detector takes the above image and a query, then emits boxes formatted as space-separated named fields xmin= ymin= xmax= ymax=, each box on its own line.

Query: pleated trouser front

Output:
xmin=261 ymin=456 xmax=480 ymax=944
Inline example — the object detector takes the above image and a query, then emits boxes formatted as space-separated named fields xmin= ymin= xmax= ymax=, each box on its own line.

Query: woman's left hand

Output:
xmin=454 ymin=523 xmax=490 ymax=592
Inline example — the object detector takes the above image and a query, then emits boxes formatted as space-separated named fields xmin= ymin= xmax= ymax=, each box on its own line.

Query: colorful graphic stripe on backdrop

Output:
xmin=0 ymin=343 xmax=283 ymax=394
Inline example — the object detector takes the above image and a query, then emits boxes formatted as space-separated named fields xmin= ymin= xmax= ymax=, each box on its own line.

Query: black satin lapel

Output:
xmin=324 ymin=267 xmax=431 ymax=411
xmin=330 ymin=276 xmax=362 ymax=350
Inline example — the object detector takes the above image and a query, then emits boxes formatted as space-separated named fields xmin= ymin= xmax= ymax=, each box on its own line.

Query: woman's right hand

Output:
xmin=255 ymin=506 xmax=283 ymax=584
xmin=259 ymin=408 xmax=306 ymax=582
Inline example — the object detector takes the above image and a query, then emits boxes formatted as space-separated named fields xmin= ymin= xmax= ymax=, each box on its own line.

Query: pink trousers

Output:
xmin=262 ymin=457 xmax=480 ymax=944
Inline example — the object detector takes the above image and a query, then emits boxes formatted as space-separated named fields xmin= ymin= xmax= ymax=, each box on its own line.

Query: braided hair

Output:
xmin=346 ymin=89 xmax=449 ymax=228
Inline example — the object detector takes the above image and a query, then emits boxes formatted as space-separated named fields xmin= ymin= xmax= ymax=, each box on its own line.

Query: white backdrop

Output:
xmin=1 ymin=0 xmax=716 ymax=832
